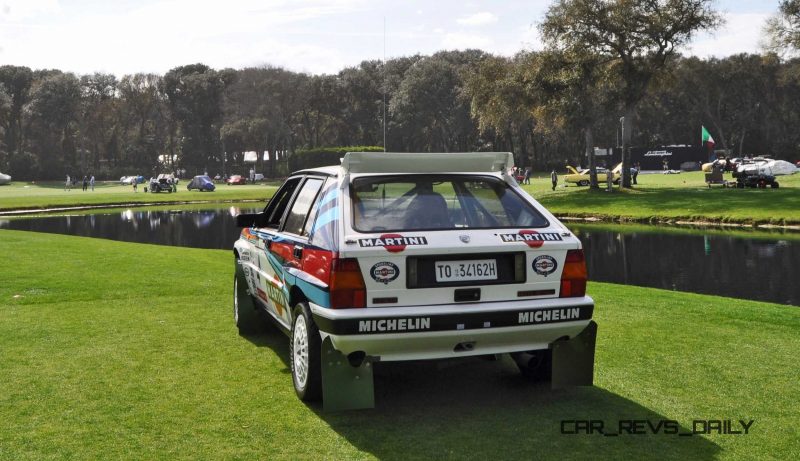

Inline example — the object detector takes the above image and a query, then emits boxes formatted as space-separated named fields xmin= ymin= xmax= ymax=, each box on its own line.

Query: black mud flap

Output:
xmin=551 ymin=321 xmax=597 ymax=389
xmin=321 ymin=336 xmax=375 ymax=411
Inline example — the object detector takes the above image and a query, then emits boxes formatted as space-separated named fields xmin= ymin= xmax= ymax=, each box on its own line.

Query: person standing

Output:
xmin=632 ymin=164 xmax=639 ymax=185
xmin=65 ymin=174 xmax=71 ymax=191
xmin=82 ymin=176 xmax=88 ymax=191
xmin=133 ymin=179 xmax=138 ymax=193
xmin=524 ymin=167 xmax=531 ymax=185
xmin=550 ymin=170 xmax=558 ymax=191
xmin=90 ymin=175 xmax=95 ymax=191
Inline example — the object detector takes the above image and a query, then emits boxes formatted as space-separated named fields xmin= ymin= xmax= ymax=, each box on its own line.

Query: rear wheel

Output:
xmin=290 ymin=303 xmax=322 ymax=401
xmin=578 ymin=180 xmax=589 ymax=187
xmin=233 ymin=265 xmax=262 ymax=335
xmin=771 ymin=182 xmax=779 ymax=189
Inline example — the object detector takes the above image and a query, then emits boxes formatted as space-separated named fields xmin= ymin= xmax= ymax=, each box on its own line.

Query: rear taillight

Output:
xmin=559 ymin=249 xmax=587 ymax=298
xmin=329 ymin=258 xmax=366 ymax=309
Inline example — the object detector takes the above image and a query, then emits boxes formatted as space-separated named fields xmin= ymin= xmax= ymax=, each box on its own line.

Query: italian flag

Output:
xmin=701 ymin=126 xmax=715 ymax=150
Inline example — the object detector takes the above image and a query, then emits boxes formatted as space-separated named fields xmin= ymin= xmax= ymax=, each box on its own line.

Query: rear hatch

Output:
xmin=341 ymin=228 xmax=577 ymax=307
xmin=339 ymin=165 xmax=580 ymax=308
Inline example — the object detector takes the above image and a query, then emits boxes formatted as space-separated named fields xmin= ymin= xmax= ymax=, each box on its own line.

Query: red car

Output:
xmin=226 ymin=175 xmax=247 ymax=185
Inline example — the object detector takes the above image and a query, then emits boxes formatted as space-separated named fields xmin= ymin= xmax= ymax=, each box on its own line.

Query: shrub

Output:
xmin=288 ymin=146 xmax=384 ymax=172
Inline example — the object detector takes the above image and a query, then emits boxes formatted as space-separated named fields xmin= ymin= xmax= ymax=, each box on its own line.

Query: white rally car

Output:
xmin=233 ymin=152 xmax=596 ymax=409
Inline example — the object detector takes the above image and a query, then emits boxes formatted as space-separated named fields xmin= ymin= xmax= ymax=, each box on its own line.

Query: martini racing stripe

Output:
xmin=313 ymin=305 xmax=593 ymax=335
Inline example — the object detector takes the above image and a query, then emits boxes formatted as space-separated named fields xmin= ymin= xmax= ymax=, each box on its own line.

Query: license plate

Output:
xmin=435 ymin=259 xmax=498 ymax=282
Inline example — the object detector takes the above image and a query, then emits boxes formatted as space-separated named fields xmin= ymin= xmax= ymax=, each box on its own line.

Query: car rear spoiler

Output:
xmin=341 ymin=152 xmax=514 ymax=175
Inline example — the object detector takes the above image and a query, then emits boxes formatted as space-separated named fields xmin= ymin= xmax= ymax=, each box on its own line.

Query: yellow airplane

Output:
xmin=564 ymin=162 xmax=622 ymax=186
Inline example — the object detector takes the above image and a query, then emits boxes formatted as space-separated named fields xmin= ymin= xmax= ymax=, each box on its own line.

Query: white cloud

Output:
xmin=456 ymin=12 xmax=497 ymax=26
xmin=685 ymin=12 xmax=770 ymax=57
xmin=442 ymin=32 xmax=493 ymax=50
xmin=0 ymin=0 xmax=60 ymax=21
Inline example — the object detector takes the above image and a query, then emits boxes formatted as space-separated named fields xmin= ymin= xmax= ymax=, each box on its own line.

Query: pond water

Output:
xmin=1 ymin=207 xmax=797 ymax=305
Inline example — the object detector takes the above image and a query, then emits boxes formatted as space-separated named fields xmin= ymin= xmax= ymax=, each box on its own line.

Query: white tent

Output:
xmin=243 ymin=151 xmax=258 ymax=163
xmin=765 ymin=160 xmax=798 ymax=176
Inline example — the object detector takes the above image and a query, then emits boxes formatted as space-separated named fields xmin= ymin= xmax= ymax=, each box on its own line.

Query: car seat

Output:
xmin=404 ymin=192 xmax=452 ymax=229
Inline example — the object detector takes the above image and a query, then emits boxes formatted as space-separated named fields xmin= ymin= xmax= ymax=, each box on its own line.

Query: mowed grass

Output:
xmin=0 ymin=181 xmax=278 ymax=212
xmin=522 ymin=170 xmax=800 ymax=225
xmin=1 ymin=230 xmax=798 ymax=460
xmin=4 ymin=171 xmax=799 ymax=225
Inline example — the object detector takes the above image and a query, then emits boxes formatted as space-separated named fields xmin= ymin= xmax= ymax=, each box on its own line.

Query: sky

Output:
xmin=0 ymin=0 xmax=782 ymax=76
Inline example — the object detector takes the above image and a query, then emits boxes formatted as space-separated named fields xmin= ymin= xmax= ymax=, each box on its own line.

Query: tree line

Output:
xmin=0 ymin=0 xmax=798 ymax=181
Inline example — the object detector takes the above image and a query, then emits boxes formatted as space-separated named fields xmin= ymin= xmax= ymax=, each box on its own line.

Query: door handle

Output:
xmin=293 ymin=245 xmax=303 ymax=259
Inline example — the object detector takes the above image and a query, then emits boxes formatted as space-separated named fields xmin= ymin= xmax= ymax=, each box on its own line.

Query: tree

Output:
xmin=0 ymin=66 xmax=33 ymax=173
xmin=28 ymin=72 xmax=82 ymax=175
xmin=764 ymin=0 xmax=800 ymax=54
xmin=163 ymin=64 xmax=235 ymax=173
xmin=541 ymin=0 xmax=722 ymax=187
xmin=523 ymin=50 xmax=618 ymax=188
xmin=390 ymin=51 xmax=486 ymax=152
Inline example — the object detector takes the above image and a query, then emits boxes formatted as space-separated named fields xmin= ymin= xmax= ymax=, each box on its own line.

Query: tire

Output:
xmin=578 ymin=180 xmax=589 ymax=187
xmin=233 ymin=264 xmax=263 ymax=335
xmin=772 ymin=182 xmax=779 ymax=189
xmin=290 ymin=303 xmax=322 ymax=401
xmin=511 ymin=349 xmax=552 ymax=382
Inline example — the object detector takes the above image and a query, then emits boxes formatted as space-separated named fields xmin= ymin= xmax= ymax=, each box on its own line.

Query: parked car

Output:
xmin=120 ymin=175 xmax=144 ymax=185
xmin=0 ymin=172 xmax=11 ymax=185
xmin=187 ymin=175 xmax=216 ymax=192
xmin=226 ymin=175 xmax=247 ymax=185
xmin=253 ymin=173 xmax=265 ymax=182
xmin=149 ymin=174 xmax=175 ymax=193
xmin=232 ymin=152 xmax=596 ymax=408
xmin=564 ymin=163 xmax=622 ymax=186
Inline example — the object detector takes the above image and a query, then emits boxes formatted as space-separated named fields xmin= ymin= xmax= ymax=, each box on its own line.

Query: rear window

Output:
xmin=351 ymin=175 xmax=548 ymax=232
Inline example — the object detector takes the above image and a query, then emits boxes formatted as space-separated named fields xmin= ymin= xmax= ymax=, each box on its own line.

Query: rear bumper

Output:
xmin=309 ymin=296 xmax=594 ymax=361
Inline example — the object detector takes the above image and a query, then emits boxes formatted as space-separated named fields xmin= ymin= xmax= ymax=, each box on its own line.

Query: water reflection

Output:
xmin=3 ymin=206 xmax=259 ymax=250
xmin=572 ymin=226 xmax=798 ymax=305
xmin=2 ymin=209 xmax=797 ymax=305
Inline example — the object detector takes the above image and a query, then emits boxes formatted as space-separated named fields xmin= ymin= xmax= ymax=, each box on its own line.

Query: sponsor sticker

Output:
xmin=371 ymin=261 xmax=400 ymax=284
xmin=358 ymin=234 xmax=428 ymax=253
xmin=532 ymin=255 xmax=558 ymax=277
xmin=498 ymin=230 xmax=563 ymax=248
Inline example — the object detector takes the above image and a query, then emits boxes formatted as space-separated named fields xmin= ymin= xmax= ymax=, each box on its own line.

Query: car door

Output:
xmin=251 ymin=176 xmax=326 ymax=327
xmin=245 ymin=176 xmax=302 ymax=328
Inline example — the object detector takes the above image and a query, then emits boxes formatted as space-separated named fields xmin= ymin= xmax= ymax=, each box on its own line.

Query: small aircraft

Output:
xmin=0 ymin=172 xmax=11 ymax=185
xmin=563 ymin=163 xmax=622 ymax=186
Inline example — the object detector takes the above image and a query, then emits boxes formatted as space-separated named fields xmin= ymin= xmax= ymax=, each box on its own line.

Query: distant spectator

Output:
xmin=550 ymin=170 xmax=558 ymax=191
xmin=632 ymin=165 xmax=639 ymax=185
xmin=524 ymin=167 xmax=531 ymax=185
xmin=133 ymin=180 xmax=138 ymax=193
xmin=90 ymin=175 xmax=95 ymax=191
xmin=65 ymin=175 xmax=71 ymax=191
xmin=82 ymin=176 xmax=88 ymax=191
xmin=662 ymin=159 xmax=669 ymax=171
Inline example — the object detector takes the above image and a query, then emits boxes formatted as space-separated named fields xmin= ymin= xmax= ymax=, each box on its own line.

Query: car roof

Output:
xmin=292 ymin=152 xmax=514 ymax=177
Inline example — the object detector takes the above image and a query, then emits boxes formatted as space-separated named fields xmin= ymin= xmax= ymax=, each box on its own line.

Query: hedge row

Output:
xmin=288 ymin=146 xmax=384 ymax=171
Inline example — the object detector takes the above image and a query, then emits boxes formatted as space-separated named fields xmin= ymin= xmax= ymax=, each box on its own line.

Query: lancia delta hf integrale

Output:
xmin=233 ymin=152 xmax=597 ymax=408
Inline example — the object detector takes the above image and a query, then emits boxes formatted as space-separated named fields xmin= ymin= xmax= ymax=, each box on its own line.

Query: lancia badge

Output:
xmin=459 ymin=235 xmax=470 ymax=243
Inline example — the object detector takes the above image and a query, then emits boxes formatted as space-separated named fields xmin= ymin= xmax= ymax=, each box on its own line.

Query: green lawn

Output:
xmin=0 ymin=181 xmax=278 ymax=212
xmin=4 ymin=172 xmax=799 ymax=226
xmin=523 ymin=170 xmax=800 ymax=225
xmin=1 ymin=230 xmax=798 ymax=460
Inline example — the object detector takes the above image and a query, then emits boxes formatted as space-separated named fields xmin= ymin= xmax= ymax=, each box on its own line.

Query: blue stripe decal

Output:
xmin=318 ymin=189 xmax=337 ymax=207
xmin=312 ymin=207 xmax=339 ymax=231
xmin=293 ymin=277 xmax=330 ymax=307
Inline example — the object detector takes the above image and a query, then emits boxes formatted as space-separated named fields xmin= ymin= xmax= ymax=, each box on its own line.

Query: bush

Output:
xmin=288 ymin=146 xmax=384 ymax=172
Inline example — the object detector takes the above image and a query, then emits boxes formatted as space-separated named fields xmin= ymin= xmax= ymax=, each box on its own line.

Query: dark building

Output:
xmin=590 ymin=145 xmax=709 ymax=170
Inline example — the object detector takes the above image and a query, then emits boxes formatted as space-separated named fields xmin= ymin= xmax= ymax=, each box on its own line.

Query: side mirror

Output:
xmin=235 ymin=213 xmax=268 ymax=228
